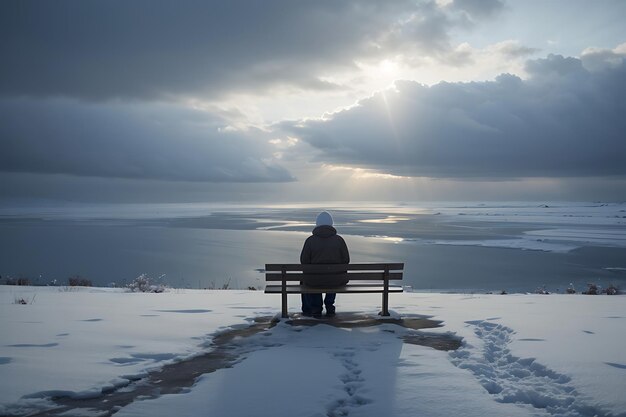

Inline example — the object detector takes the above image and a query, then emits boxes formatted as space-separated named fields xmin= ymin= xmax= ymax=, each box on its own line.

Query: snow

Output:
xmin=335 ymin=202 xmax=625 ymax=254
xmin=524 ymin=228 xmax=626 ymax=248
xmin=1 ymin=286 xmax=625 ymax=417
xmin=426 ymin=202 xmax=626 ymax=253
xmin=431 ymin=202 xmax=626 ymax=227
xmin=430 ymin=237 xmax=578 ymax=253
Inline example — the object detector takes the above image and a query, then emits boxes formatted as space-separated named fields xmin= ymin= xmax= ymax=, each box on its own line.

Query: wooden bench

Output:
xmin=264 ymin=263 xmax=404 ymax=318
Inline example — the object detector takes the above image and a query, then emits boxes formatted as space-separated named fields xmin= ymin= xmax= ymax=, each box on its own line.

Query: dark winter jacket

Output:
xmin=300 ymin=225 xmax=350 ymax=287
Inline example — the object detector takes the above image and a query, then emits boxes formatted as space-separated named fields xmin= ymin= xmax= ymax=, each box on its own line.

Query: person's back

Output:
xmin=300 ymin=211 xmax=350 ymax=317
xmin=301 ymin=224 xmax=348 ymax=263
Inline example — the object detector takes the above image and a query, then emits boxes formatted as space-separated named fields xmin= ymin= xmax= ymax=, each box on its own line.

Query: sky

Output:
xmin=1 ymin=0 xmax=625 ymax=204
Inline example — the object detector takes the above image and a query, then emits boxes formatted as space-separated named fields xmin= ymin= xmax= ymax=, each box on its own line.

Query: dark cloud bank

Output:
xmin=0 ymin=0 xmax=461 ymax=100
xmin=0 ymin=0 xmax=507 ymax=100
xmin=286 ymin=54 xmax=626 ymax=180
xmin=0 ymin=100 xmax=292 ymax=183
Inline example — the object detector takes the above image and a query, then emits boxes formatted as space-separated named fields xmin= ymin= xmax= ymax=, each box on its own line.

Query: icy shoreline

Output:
xmin=2 ymin=202 xmax=626 ymax=293
xmin=1 ymin=286 xmax=625 ymax=416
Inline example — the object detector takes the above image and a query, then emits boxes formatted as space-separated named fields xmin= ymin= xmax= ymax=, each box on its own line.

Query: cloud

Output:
xmin=0 ymin=0 xmax=464 ymax=101
xmin=282 ymin=53 xmax=626 ymax=179
xmin=450 ymin=0 xmax=505 ymax=20
xmin=490 ymin=40 xmax=540 ymax=59
xmin=378 ymin=1 xmax=453 ymax=56
xmin=524 ymin=54 xmax=585 ymax=78
xmin=581 ymin=43 xmax=626 ymax=72
xmin=0 ymin=99 xmax=293 ymax=182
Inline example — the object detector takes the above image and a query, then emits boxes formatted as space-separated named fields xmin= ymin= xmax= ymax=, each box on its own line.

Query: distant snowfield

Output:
xmin=428 ymin=236 xmax=580 ymax=253
xmin=1 ymin=287 xmax=624 ymax=417
xmin=426 ymin=202 xmax=626 ymax=253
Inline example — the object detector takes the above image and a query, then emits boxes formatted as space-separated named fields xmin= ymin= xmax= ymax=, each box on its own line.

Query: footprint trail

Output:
xmin=450 ymin=320 xmax=615 ymax=417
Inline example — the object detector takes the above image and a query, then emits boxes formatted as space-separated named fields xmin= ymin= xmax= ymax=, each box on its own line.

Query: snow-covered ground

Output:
xmin=1 ymin=286 xmax=624 ymax=417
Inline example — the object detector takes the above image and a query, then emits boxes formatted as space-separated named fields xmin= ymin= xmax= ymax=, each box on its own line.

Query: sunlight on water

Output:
xmin=256 ymin=221 xmax=315 ymax=230
xmin=358 ymin=216 xmax=411 ymax=224
xmin=376 ymin=236 xmax=405 ymax=243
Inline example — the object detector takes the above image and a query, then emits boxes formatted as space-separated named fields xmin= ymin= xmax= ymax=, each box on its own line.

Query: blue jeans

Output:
xmin=301 ymin=293 xmax=336 ymax=314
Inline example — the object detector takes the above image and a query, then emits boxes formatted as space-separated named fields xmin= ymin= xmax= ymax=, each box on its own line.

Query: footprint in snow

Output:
xmin=110 ymin=353 xmax=177 ymax=365
xmin=450 ymin=321 xmax=613 ymax=417
xmin=6 ymin=343 xmax=59 ymax=348
xmin=110 ymin=357 xmax=145 ymax=365
xmin=325 ymin=349 xmax=373 ymax=417
xmin=155 ymin=309 xmax=212 ymax=313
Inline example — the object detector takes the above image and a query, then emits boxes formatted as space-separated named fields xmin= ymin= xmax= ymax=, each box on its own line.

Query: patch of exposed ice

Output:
xmin=432 ymin=238 xmax=578 ymax=253
xmin=525 ymin=228 xmax=626 ymax=248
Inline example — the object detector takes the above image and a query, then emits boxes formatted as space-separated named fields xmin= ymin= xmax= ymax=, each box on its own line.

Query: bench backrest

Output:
xmin=265 ymin=263 xmax=404 ymax=283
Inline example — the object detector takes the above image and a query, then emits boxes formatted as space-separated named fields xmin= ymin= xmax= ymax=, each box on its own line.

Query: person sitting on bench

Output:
xmin=300 ymin=211 xmax=350 ymax=317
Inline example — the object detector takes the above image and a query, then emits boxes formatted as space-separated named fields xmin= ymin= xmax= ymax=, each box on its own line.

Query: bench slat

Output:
xmin=264 ymin=285 xmax=404 ymax=294
xmin=265 ymin=272 xmax=403 ymax=282
xmin=265 ymin=261 xmax=405 ymax=318
xmin=264 ymin=263 xmax=404 ymax=272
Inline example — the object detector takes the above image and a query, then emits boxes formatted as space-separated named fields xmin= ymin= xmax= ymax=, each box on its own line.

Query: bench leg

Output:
xmin=281 ymin=290 xmax=288 ymax=318
xmin=381 ymin=290 xmax=390 ymax=316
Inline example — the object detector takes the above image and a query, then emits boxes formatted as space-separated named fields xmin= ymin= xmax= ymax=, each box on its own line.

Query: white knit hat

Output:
xmin=315 ymin=211 xmax=333 ymax=227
